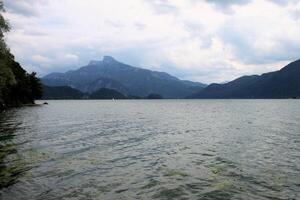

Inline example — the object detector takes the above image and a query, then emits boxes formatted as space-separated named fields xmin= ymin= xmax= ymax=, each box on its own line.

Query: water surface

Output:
xmin=0 ymin=100 xmax=299 ymax=199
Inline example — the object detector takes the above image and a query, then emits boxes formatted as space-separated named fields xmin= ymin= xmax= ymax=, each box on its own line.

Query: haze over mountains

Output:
xmin=42 ymin=56 xmax=206 ymax=98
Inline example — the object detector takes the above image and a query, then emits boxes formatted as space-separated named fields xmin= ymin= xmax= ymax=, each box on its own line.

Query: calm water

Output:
xmin=0 ymin=100 xmax=299 ymax=200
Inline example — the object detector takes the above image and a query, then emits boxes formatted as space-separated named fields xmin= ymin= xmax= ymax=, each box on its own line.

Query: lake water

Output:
xmin=0 ymin=100 xmax=299 ymax=200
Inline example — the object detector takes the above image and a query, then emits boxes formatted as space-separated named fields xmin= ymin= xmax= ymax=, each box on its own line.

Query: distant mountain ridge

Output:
xmin=189 ymin=59 xmax=300 ymax=99
xmin=42 ymin=56 xmax=206 ymax=98
xmin=41 ymin=85 xmax=166 ymax=100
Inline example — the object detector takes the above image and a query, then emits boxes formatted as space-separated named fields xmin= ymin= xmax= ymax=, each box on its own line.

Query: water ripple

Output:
xmin=0 ymin=100 xmax=299 ymax=200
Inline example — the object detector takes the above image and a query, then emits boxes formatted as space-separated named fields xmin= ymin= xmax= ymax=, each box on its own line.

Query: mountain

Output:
xmin=42 ymin=56 xmax=206 ymax=98
xmin=189 ymin=59 xmax=300 ymax=99
xmin=89 ymin=88 xmax=126 ymax=99
xmin=81 ymin=77 xmax=128 ymax=94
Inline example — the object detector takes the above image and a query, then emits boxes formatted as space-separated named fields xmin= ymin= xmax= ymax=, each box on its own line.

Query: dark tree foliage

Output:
xmin=147 ymin=93 xmax=163 ymax=99
xmin=42 ymin=85 xmax=84 ymax=100
xmin=0 ymin=1 xmax=43 ymax=110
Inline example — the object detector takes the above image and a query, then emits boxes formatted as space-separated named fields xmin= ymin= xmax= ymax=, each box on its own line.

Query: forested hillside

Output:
xmin=0 ymin=1 xmax=42 ymax=110
xmin=189 ymin=60 xmax=300 ymax=99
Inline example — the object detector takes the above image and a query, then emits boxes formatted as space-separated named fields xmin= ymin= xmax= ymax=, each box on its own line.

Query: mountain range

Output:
xmin=41 ymin=58 xmax=300 ymax=99
xmin=42 ymin=56 xmax=206 ymax=98
xmin=190 ymin=59 xmax=300 ymax=99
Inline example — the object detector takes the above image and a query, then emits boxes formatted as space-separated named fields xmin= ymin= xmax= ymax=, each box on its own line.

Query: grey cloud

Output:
xmin=134 ymin=22 xmax=146 ymax=31
xmin=24 ymin=29 xmax=49 ymax=36
xmin=104 ymin=20 xmax=125 ymax=29
xmin=268 ymin=0 xmax=298 ymax=6
xmin=291 ymin=9 xmax=300 ymax=20
xmin=3 ymin=0 xmax=47 ymax=17
xmin=182 ymin=22 xmax=213 ymax=48
xmin=145 ymin=0 xmax=178 ymax=15
xmin=165 ymin=61 xmax=238 ymax=84
xmin=219 ymin=22 xmax=300 ymax=65
xmin=262 ymin=38 xmax=300 ymax=63
xmin=5 ymin=0 xmax=300 ymax=83
xmin=205 ymin=0 xmax=251 ymax=9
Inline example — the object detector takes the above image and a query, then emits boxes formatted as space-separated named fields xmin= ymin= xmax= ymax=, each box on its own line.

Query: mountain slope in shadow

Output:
xmin=189 ymin=59 xmax=300 ymax=99
xmin=42 ymin=56 xmax=206 ymax=98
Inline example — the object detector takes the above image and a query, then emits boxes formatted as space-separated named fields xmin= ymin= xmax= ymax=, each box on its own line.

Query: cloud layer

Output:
xmin=3 ymin=0 xmax=300 ymax=83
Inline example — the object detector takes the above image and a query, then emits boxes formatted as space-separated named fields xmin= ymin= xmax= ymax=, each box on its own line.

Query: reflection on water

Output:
xmin=0 ymin=100 xmax=299 ymax=199
xmin=0 ymin=111 xmax=28 ymax=189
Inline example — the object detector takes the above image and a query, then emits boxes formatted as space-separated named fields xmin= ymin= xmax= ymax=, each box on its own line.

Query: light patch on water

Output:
xmin=164 ymin=169 xmax=189 ymax=177
xmin=214 ymin=180 xmax=233 ymax=190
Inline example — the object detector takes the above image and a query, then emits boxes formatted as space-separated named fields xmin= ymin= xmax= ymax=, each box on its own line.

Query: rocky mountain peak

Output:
xmin=102 ymin=56 xmax=117 ymax=63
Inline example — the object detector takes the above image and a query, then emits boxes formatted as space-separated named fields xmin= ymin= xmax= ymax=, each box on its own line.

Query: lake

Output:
xmin=0 ymin=100 xmax=299 ymax=199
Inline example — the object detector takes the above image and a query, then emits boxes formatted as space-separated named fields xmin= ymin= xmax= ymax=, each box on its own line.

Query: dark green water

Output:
xmin=0 ymin=100 xmax=299 ymax=200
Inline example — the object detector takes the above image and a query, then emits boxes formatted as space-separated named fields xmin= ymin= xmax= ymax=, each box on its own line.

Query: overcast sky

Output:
xmin=3 ymin=0 xmax=300 ymax=83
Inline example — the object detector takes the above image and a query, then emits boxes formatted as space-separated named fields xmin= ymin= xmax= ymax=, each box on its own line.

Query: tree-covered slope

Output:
xmin=189 ymin=59 xmax=300 ymax=99
xmin=42 ymin=85 xmax=128 ymax=100
xmin=0 ymin=2 xmax=42 ymax=110
xmin=41 ymin=85 xmax=84 ymax=100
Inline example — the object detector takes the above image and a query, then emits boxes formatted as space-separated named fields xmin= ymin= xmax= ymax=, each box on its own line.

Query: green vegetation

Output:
xmin=0 ymin=1 xmax=42 ymax=111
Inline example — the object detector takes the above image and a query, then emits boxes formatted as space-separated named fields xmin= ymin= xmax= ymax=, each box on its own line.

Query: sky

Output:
xmin=2 ymin=0 xmax=300 ymax=83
